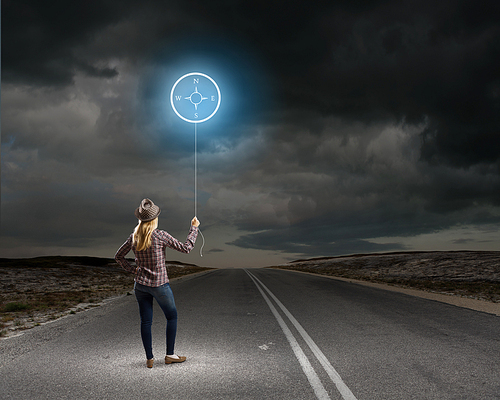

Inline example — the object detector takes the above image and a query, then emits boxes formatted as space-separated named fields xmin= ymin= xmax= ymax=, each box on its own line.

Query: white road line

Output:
xmin=246 ymin=269 xmax=358 ymax=400
xmin=245 ymin=270 xmax=331 ymax=400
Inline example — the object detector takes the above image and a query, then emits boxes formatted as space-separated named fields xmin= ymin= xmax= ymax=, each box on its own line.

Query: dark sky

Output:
xmin=2 ymin=0 xmax=499 ymax=267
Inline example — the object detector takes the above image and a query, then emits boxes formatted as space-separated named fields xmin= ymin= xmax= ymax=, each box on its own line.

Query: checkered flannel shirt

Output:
xmin=115 ymin=226 xmax=198 ymax=287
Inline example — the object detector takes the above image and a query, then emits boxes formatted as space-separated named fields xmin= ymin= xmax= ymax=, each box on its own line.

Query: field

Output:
xmin=270 ymin=251 xmax=500 ymax=303
xmin=0 ymin=256 xmax=213 ymax=338
xmin=3 ymin=251 xmax=499 ymax=338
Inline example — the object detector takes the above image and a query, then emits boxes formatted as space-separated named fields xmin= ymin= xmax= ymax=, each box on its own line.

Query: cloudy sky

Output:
xmin=1 ymin=0 xmax=499 ymax=268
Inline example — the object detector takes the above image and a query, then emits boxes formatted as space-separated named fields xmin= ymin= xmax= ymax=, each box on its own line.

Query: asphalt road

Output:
xmin=1 ymin=268 xmax=499 ymax=400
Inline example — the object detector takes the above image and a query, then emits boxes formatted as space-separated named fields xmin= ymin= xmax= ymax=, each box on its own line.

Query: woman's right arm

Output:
xmin=158 ymin=218 xmax=200 ymax=254
xmin=114 ymin=235 xmax=137 ymax=274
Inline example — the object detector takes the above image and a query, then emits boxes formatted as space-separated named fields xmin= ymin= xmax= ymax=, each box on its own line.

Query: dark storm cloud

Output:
xmin=205 ymin=248 xmax=224 ymax=254
xmin=140 ymin=0 xmax=500 ymax=168
xmin=5 ymin=0 xmax=499 ymax=163
xmin=219 ymin=116 xmax=500 ymax=256
xmin=229 ymin=230 xmax=405 ymax=259
xmin=1 ymin=180 xmax=123 ymax=245
xmin=2 ymin=0 xmax=500 ymax=263
xmin=1 ymin=0 xmax=133 ymax=85
xmin=282 ymin=0 xmax=500 ymax=168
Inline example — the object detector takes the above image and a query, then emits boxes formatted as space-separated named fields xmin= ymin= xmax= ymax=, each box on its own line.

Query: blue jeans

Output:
xmin=134 ymin=282 xmax=178 ymax=360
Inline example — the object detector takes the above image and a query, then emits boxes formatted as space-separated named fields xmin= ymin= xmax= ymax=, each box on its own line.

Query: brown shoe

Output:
xmin=146 ymin=358 xmax=154 ymax=368
xmin=165 ymin=355 xmax=186 ymax=364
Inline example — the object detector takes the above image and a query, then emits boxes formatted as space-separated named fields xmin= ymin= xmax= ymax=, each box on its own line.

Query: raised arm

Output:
xmin=159 ymin=224 xmax=199 ymax=254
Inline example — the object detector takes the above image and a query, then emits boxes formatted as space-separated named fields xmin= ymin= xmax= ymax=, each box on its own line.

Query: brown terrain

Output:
xmin=2 ymin=251 xmax=499 ymax=338
xmin=270 ymin=251 xmax=500 ymax=303
xmin=0 ymin=256 xmax=213 ymax=339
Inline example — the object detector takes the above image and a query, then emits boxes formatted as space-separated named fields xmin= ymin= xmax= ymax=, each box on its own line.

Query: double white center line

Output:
xmin=245 ymin=269 xmax=358 ymax=400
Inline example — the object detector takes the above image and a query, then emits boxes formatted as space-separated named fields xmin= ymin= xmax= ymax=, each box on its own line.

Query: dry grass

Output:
xmin=269 ymin=251 xmax=500 ymax=303
xmin=0 ymin=256 xmax=214 ymax=338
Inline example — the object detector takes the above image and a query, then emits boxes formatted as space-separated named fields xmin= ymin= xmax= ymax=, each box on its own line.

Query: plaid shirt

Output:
xmin=115 ymin=226 xmax=198 ymax=287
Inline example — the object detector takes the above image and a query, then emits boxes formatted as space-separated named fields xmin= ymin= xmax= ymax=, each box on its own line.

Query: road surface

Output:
xmin=1 ymin=268 xmax=499 ymax=399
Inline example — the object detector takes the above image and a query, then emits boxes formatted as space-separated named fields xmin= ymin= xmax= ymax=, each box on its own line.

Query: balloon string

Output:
xmin=195 ymin=123 xmax=205 ymax=257
xmin=195 ymin=123 xmax=197 ymax=217
xmin=199 ymin=228 xmax=205 ymax=257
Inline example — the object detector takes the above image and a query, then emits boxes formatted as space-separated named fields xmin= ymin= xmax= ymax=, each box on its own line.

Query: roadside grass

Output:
xmin=270 ymin=264 xmax=500 ymax=303
xmin=3 ymin=302 xmax=31 ymax=312
xmin=0 ymin=257 xmax=214 ymax=338
xmin=380 ymin=278 xmax=500 ymax=302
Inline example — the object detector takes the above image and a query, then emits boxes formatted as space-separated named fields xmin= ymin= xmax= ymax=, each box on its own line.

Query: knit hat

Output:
xmin=134 ymin=198 xmax=161 ymax=222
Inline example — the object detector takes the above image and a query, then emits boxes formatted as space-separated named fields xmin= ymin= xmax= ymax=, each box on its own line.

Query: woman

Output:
xmin=115 ymin=198 xmax=199 ymax=368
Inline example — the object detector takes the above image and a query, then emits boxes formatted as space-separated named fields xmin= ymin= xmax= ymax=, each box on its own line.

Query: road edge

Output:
xmin=0 ymin=269 xmax=217 ymax=341
xmin=271 ymin=268 xmax=500 ymax=317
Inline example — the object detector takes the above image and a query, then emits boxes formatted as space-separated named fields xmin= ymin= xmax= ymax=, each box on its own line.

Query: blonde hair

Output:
xmin=133 ymin=218 xmax=158 ymax=251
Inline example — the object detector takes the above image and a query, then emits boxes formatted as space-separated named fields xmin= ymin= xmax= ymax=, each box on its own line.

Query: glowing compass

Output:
xmin=170 ymin=72 xmax=221 ymax=123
